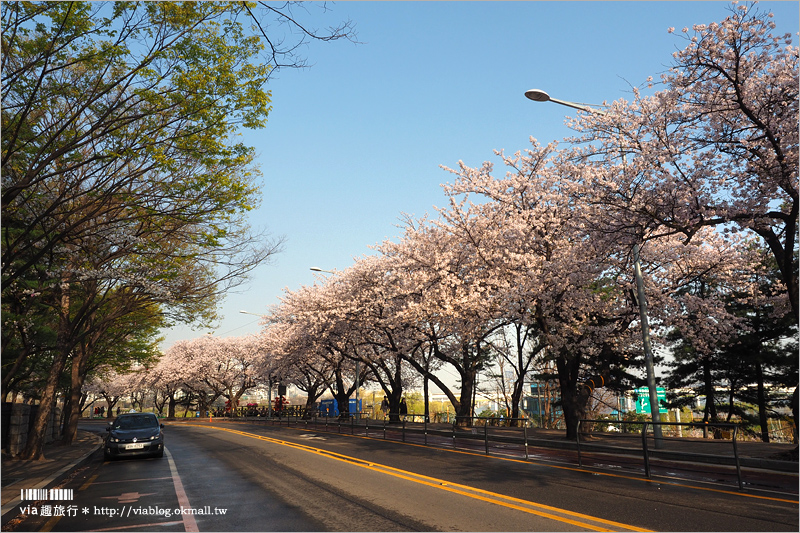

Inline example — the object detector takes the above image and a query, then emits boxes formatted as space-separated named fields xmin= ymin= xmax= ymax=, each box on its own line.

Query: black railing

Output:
xmin=454 ymin=415 xmax=531 ymax=427
xmin=575 ymin=419 xmax=744 ymax=489
xmin=208 ymin=413 xmax=792 ymax=491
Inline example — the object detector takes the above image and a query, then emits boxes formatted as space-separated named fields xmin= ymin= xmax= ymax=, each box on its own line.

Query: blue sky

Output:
xmin=162 ymin=1 xmax=799 ymax=355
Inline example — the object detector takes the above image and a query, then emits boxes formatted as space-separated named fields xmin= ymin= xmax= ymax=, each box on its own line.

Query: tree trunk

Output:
xmin=702 ymin=356 xmax=720 ymax=439
xmin=404 ymin=356 xmax=463 ymax=423
xmin=103 ymin=395 xmax=119 ymax=417
xmin=61 ymin=342 xmax=92 ymax=445
xmin=560 ymin=387 xmax=584 ymax=440
xmin=303 ymin=395 xmax=318 ymax=419
xmin=168 ymin=394 xmax=176 ymax=418
xmin=508 ymin=378 xmax=525 ymax=427
xmin=456 ymin=368 xmax=475 ymax=427
xmin=20 ymin=281 xmax=72 ymax=460
xmin=297 ymin=379 xmax=326 ymax=419
xmin=197 ymin=396 xmax=208 ymax=418
xmin=755 ymin=361 xmax=770 ymax=443
xmin=375 ymin=357 xmax=403 ymax=423
xmin=20 ymin=349 xmax=70 ymax=459
xmin=331 ymin=367 xmax=352 ymax=419
xmin=333 ymin=390 xmax=350 ymax=419
xmin=61 ymin=384 xmax=82 ymax=446
xmin=542 ymin=381 xmax=553 ymax=429
xmin=791 ymin=387 xmax=798 ymax=445
xmin=556 ymin=353 xmax=587 ymax=440
xmin=453 ymin=343 xmax=483 ymax=427
xmin=78 ymin=392 xmax=89 ymax=417
xmin=229 ymin=389 xmax=243 ymax=417
xmin=423 ymin=374 xmax=430 ymax=423
xmin=385 ymin=388 xmax=401 ymax=423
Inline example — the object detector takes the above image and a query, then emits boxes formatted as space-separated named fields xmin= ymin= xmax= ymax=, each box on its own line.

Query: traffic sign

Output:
xmin=634 ymin=387 xmax=668 ymax=414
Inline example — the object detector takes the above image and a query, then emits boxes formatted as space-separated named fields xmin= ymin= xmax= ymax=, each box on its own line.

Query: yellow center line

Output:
xmin=40 ymin=515 xmax=60 ymax=532
xmin=190 ymin=424 xmax=651 ymax=532
xmin=79 ymin=473 xmax=100 ymax=491
xmin=40 ymin=470 xmax=100 ymax=531
xmin=355 ymin=431 xmax=800 ymax=504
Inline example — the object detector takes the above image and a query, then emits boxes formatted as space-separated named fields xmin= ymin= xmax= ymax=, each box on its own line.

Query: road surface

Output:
xmin=6 ymin=420 xmax=797 ymax=531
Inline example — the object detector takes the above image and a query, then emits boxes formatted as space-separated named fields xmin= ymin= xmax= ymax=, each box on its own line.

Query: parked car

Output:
xmin=104 ymin=412 xmax=164 ymax=460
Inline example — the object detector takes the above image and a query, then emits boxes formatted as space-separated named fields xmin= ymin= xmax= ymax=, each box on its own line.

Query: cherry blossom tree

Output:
xmin=375 ymin=213 xmax=519 ymax=426
xmin=152 ymin=341 xmax=209 ymax=416
xmin=146 ymin=353 xmax=192 ymax=418
xmin=661 ymin=236 xmax=795 ymax=439
xmin=483 ymin=323 xmax=547 ymax=424
xmin=437 ymin=141 xmax=644 ymax=436
xmin=322 ymin=255 xmax=426 ymax=421
xmin=84 ymin=367 xmax=147 ymax=417
xmin=522 ymin=2 xmax=799 ymax=438
xmin=174 ymin=4 xmax=795 ymax=441
xmin=266 ymin=281 xmax=365 ymax=418
xmin=437 ymin=129 xmax=774 ymax=438
xmin=158 ymin=334 xmax=267 ymax=416
xmin=267 ymin=253 xmax=437 ymax=422
xmin=568 ymin=2 xmax=798 ymax=318
xmin=261 ymin=321 xmax=333 ymax=417
xmin=207 ymin=335 xmax=268 ymax=413
xmin=286 ymin=357 xmax=334 ymax=418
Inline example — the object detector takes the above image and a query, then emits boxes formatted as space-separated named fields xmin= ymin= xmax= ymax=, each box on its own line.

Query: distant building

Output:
xmin=524 ymin=383 xmax=562 ymax=426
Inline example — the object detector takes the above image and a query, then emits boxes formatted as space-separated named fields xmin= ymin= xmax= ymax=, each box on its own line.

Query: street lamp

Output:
xmin=524 ymin=89 xmax=605 ymax=115
xmin=310 ymin=267 xmax=336 ymax=274
xmin=525 ymin=88 xmax=664 ymax=447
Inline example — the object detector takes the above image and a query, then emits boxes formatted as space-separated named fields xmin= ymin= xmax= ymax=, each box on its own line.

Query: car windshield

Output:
xmin=113 ymin=415 xmax=158 ymax=430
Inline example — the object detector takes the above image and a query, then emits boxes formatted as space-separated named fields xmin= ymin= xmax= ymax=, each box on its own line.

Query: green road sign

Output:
xmin=634 ymin=387 xmax=668 ymax=414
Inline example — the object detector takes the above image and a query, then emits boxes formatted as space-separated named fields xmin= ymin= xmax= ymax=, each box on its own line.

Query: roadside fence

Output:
xmin=575 ymin=419 xmax=745 ymax=489
xmin=219 ymin=413 xmax=795 ymax=491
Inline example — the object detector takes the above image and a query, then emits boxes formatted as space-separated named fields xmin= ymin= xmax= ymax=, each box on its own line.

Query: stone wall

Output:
xmin=1 ymin=403 xmax=62 ymax=456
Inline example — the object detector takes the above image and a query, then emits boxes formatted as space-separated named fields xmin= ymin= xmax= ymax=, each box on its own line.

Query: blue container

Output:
xmin=319 ymin=399 xmax=362 ymax=417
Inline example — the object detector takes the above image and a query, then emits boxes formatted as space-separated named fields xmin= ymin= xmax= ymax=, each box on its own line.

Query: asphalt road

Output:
xmin=7 ymin=420 xmax=798 ymax=532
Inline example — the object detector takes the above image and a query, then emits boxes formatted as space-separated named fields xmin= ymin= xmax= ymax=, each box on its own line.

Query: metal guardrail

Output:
xmin=220 ymin=413 xmax=789 ymax=491
xmin=575 ymin=419 xmax=744 ymax=490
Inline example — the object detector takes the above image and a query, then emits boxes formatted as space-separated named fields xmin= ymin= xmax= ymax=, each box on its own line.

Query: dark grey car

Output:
xmin=104 ymin=412 xmax=164 ymax=460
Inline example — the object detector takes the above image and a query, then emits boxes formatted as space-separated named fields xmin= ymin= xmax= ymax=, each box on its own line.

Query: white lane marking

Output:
xmin=165 ymin=448 xmax=199 ymax=532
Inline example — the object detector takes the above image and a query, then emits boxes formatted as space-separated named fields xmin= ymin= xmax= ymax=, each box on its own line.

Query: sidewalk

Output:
xmin=1 ymin=430 xmax=103 ymax=519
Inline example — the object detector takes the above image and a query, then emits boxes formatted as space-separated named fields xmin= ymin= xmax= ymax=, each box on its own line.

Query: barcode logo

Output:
xmin=20 ymin=489 xmax=73 ymax=501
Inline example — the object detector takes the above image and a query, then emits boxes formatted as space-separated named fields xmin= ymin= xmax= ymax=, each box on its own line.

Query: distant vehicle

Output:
xmin=104 ymin=412 xmax=164 ymax=460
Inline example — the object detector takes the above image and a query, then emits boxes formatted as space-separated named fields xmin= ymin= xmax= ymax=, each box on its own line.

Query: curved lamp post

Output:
xmin=525 ymin=88 xmax=663 ymax=447
xmin=524 ymin=89 xmax=607 ymax=115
